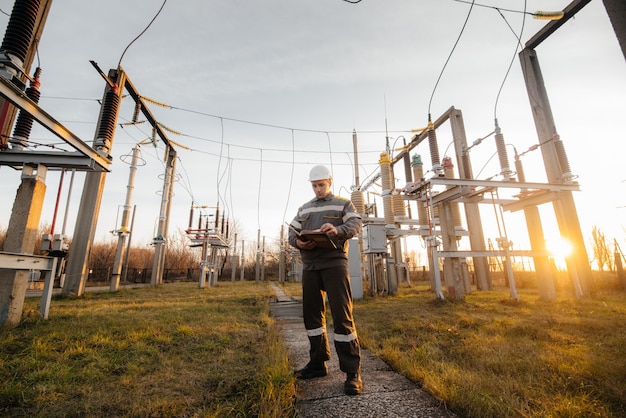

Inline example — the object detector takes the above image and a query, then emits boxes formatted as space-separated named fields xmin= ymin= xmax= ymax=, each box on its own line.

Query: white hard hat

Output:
xmin=308 ymin=165 xmax=332 ymax=181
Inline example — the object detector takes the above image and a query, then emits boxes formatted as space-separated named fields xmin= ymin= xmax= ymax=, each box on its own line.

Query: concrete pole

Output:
xmin=519 ymin=48 xmax=592 ymax=297
xmin=278 ymin=226 xmax=285 ymax=284
xmin=111 ymin=146 xmax=140 ymax=291
xmin=261 ymin=236 xmax=266 ymax=281
xmin=603 ymin=0 xmax=626 ymax=61
xmin=438 ymin=201 xmax=464 ymax=299
xmin=0 ymin=165 xmax=47 ymax=326
xmin=449 ymin=109 xmax=491 ymax=290
xmin=63 ymin=69 xmax=126 ymax=297
xmin=231 ymin=233 xmax=238 ymax=282
xmin=151 ymin=146 xmax=177 ymax=285
xmin=240 ymin=240 xmax=245 ymax=281
xmin=255 ymin=229 xmax=261 ymax=283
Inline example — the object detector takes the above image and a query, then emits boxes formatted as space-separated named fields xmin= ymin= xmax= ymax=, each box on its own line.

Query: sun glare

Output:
xmin=546 ymin=238 xmax=573 ymax=258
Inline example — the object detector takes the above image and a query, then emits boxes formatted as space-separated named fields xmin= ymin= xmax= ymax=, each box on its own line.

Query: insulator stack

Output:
xmin=379 ymin=152 xmax=395 ymax=225
xmin=94 ymin=87 xmax=121 ymax=155
xmin=393 ymin=193 xmax=406 ymax=218
xmin=553 ymin=134 xmax=573 ymax=182
xmin=351 ymin=190 xmax=365 ymax=214
xmin=427 ymin=122 xmax=441 ymax=171
xmin=132 ymin=101 xmax=141 ymax=123
xmin=188 ymin=205 xmax=194 ymax=229
xmin=442 ymin=157 xmax=463 ymax=234
xmin=514 ymin=154 xmax=527 ymax=190
xmin=214 ymin=205 xmax=219 ymax=228
xmin=0 ymin=0 xmax=40 ymax=66
xmin=403 ymin=151 xmax=412 ymax=185
xmin=411 ymin=154 xmax=428 ymax=226
xmin=494 ymin=121 xmax=513 ymax=179
xmin=11 ymin=67 xmax=41 ymax=149
xmin=411 ymin=154 xmax=424 ymax=182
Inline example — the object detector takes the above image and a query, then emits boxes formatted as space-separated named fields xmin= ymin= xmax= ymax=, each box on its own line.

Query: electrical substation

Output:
xmin=0 ymin=0 xmax=625 ymax=326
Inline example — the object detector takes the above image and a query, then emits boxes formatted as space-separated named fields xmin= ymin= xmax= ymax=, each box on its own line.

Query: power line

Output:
xmin=118 ymin=0 xmax=167 ymax=67
xmin=428 ymin=0 xmax=475 ymax=116
xmin=493 ymin=1 xmax=527 ymax=121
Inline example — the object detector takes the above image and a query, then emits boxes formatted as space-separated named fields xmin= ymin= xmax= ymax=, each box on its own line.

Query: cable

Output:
xmin=493 ymin=1 xmax=527 ymax=121
xmin=166 ymin=104 xmax=409 ymax=135
xmin=118 ymin=0 xmax=167 ymax=68
xmin=428 ymin=0 xmax=475 ymax=116
xmin=342 ymin=0 xmax=362 ymax=3
xmin=450 ymin=0 xmax=555 ymax=18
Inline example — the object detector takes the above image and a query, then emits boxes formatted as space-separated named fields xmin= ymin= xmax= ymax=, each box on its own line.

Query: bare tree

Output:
xmin=591 ymin=226 xmax=612 ymax=272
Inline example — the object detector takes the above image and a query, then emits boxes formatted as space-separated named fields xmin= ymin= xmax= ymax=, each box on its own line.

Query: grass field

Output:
xmin=0 ymin=282 xmax=296 ymax=418
xmin=281 ymin=280 xmax=626 ymax=417
xmin=3 ymin=280 xmax=625 ymax=417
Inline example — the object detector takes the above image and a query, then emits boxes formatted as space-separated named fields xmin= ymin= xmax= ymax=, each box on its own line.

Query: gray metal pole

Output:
xmin=231 ymin=233 xmax=238 ymax=282
xmin=151 ymin=146 xmax=177 ymax=285
xmin=240 ymin=240 xmax=245 ymax=281
xmin=111 ymin=146 xmax=140 ymax=291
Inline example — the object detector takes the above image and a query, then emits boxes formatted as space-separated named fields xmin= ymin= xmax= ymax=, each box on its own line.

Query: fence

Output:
xmin=86 ymin=268 xmax=202 ymax=284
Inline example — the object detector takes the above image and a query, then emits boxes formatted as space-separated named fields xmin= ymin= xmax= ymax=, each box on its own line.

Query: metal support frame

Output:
xmin=0 ymin=251 xmax=57 ymax=319
xmin=0 ymin=75 xmax=111 ymax=171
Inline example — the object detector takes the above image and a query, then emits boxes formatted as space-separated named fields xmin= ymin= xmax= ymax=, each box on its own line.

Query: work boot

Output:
xmin=344 ymin=372 xmax=362 ymax=395
xmin=294 ymin=362 xmax=328 ymax=380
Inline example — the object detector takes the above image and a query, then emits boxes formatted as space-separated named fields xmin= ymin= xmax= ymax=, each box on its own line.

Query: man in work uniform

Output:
xmin=288 ymin=165 xmax=363 ymax=396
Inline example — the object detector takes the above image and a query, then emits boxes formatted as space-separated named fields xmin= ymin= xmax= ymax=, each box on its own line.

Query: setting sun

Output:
xmin=546 ymin=238 xmax=573 ymax=258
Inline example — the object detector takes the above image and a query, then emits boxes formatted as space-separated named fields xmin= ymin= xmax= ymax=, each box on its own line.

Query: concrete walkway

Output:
xmin=270 ymin=283 xmax=457 ymax=418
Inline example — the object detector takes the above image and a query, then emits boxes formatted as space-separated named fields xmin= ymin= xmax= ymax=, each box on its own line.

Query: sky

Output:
xmin=0 ymin=0 xmax=625 ymax=260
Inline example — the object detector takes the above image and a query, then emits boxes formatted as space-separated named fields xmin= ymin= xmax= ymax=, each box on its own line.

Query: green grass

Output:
xmin=354 ymin=284 xmax=626 ymax=417
xmin=5 ymin=279 xmax=625 ymax=417
xmin=0 ymin=282 xmax=296 ymax=418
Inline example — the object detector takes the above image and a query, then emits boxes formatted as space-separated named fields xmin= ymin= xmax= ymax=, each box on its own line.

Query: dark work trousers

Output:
xmin=302 ymin=264 xmax=361 ymax=374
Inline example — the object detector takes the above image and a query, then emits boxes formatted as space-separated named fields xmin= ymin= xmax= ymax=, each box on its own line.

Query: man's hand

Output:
xmin=297 ymin=238 xmax=317 ymax=250
xmin=319 ymin=223 xmax=338 ymax=236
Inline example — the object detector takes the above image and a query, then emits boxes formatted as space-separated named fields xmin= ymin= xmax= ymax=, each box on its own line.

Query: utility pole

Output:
xmin=110 ymin=146 xmax=140 ymax=291
xmin=278 ymin=226 xmax=285 ymax=283
xmin=519 ymin=1 xmax=595 ymax=297
xmin=231 ymin=233 xmax=237 ymax=282
xmin=63 ymin=68 xmax=126 ymax=296
xmin=260 ymin=236 xmax=266 ymax=281
xmin=602 ymin=0 xmax=626 ymax=60
xmin=151 ymin=145 xmax=177 ymax=285
xmin=240 ymin=240 xmax=245 ymax=281
xmin=255 ymin=229 xmax=261 ymax=283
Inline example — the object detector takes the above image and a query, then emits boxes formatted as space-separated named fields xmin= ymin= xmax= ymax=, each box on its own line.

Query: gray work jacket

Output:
xmin=288 ymin=193 xmax=362 ymax=270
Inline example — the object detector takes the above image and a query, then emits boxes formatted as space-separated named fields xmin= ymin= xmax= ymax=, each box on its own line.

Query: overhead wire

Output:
xmin=493 ymin=0 xmax=527 ymax=121
xmin=427 ymin=0 xmax=475 ymax=117
xmin=450 ymin=0 xmax=561 ymax=20
xmin=117 ymin=0 xmax=167 ymax=67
